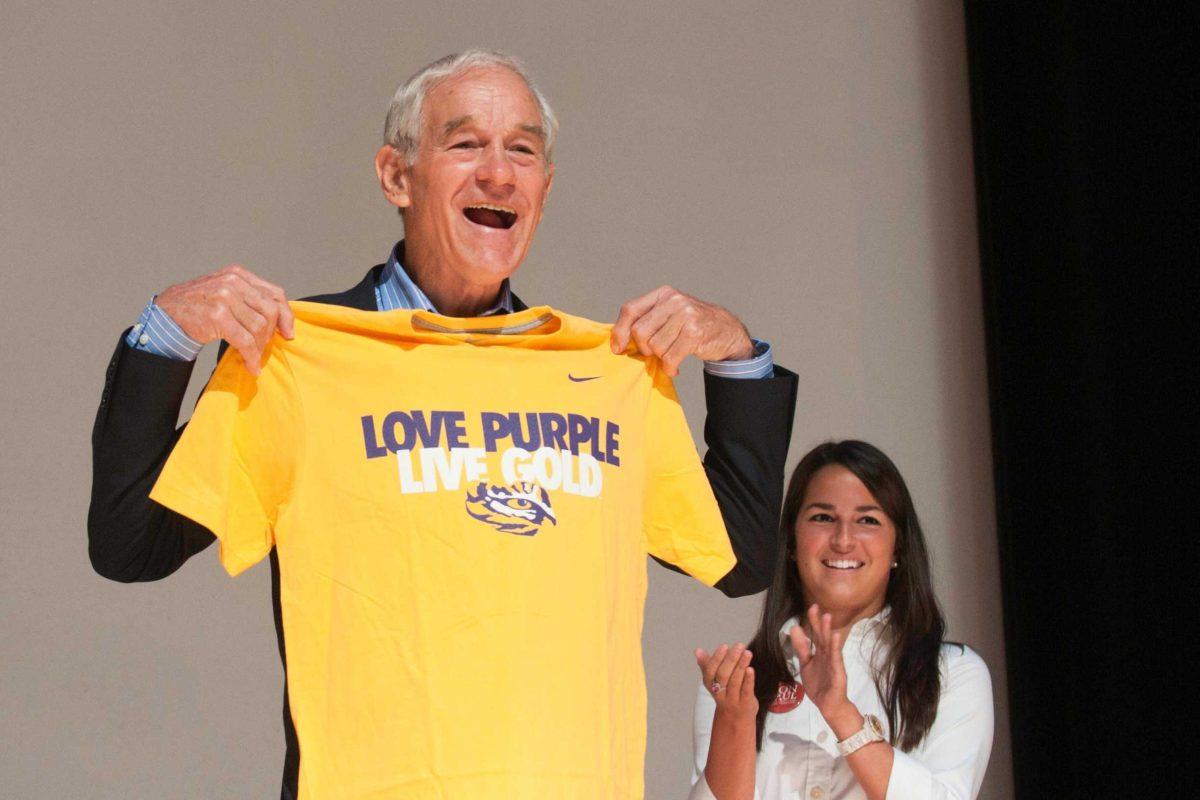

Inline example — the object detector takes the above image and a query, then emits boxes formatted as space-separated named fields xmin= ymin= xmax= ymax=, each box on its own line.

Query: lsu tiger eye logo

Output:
xmin=465 ymin=482 xmax=557 ymax=536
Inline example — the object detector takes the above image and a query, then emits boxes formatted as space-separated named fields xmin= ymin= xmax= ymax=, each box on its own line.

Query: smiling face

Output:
xmin=377 ymin=66 xmax=554 ymax=301
xmin=793 ymin=465 xmax=897 ymax=622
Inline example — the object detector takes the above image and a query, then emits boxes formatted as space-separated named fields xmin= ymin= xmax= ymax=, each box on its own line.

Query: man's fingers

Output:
xmin=226 ymin=293 xmax=273 ymax=353
xmin=661 ymin=325 xmax=700 ymax=377
xmin=221 ymin=263 xmax=279 ymax=297
xmin=242 ymin=288 xmax=294 ymax=347
xmin=239 ymin=270 xmax=294 ymax=339
xmin=224 ymin=267 xmax=284 ymax=335
xmin=277 ymin=301 xmax=295 ymax=339
xmin=643 ymin=307 xmax=684 ymax=359
xmin=629 ymin=297 xmax=679 ymax=357
xmin=218 ymin=319 xmax=262 ymax=376
xmin=245 ymin=287 xmax=294 ymax=340
xmin=239 ymin=269 xmax=286 ymax=300
xmin=611 ymin=286 xmax=672 ymax=353
xmin=241 ymin=289 xmax=282 ymax=340
xmin=157 ymin=263 xmax=293 ymax=350
xmin=210 ymin=299 xmax=264 ymax=375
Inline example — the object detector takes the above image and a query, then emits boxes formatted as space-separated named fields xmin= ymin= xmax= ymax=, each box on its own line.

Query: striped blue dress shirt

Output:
xmin=127 ymin=245 xmax=773 ymax=378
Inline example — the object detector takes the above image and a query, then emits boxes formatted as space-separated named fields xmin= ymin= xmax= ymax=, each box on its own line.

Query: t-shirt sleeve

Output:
xmin=149 ymin=343 xmax=301 ymax=576
xmin=643 ymin=360 xmax=736 ymax=586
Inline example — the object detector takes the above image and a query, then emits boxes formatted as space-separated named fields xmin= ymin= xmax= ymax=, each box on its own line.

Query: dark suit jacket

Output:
xmin=89 ymin=258 xmax=798 ymax=798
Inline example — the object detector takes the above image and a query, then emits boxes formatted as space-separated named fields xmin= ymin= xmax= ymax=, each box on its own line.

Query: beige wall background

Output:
xmin=0 ymin=1 xmax=1011 ymax=797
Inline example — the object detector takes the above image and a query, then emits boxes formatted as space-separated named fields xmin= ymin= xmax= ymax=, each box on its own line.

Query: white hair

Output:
xmin=383 ymin=49 xmax=558 ymax=167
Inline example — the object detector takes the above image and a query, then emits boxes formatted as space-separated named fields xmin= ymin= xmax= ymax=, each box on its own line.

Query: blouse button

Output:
xmin=816 ymin=730 xmax=828 ymax=743
xmin=810 ymin=788 xmax=824 ymax=799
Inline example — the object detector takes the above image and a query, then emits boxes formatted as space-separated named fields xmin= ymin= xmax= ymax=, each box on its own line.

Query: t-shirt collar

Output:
xmin=287 ymin=300 xmax=614 ymax=352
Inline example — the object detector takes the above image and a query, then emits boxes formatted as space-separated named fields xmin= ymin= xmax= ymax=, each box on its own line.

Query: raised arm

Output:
xmin=698 ymin=364 xmax=797 ymax=596
xmin=89 ymin=337 xmax=214 ymax=581
xmin=611 ymin=285 xmax=799 ymax=597
xmin=88 ymin=265 xmax=294 ymax=582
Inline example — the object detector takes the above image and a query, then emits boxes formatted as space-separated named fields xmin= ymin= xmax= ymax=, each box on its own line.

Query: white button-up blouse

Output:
xmin=688 ymin=610 xmax=994 ymax=800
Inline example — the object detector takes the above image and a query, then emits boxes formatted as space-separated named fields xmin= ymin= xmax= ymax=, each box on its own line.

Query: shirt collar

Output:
xmin=377 ymin=241 xmax=514 ymax=316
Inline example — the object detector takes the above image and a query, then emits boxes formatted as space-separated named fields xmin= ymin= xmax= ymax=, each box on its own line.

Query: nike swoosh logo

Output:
xmin=568 ymin=374 xmax=602 ymax=382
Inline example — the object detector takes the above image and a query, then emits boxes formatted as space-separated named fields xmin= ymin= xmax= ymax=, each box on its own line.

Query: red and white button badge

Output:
xmin=768 ymin=681 xmax=804 ymax=713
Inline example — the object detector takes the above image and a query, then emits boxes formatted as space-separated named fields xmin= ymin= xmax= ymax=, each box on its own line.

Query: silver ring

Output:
xmin=709 ymin=681 xmax=724 ymax=696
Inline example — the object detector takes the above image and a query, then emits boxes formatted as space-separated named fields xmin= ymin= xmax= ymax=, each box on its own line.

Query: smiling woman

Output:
xmin=689 ymin=441 xmax=994 ymax=800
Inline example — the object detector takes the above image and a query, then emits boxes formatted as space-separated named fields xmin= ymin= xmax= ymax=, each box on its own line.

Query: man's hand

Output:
xmin=610 ymin=286 xmax=753 ymax=376
xmin=155 ymin=264 xmax=295 ymax=375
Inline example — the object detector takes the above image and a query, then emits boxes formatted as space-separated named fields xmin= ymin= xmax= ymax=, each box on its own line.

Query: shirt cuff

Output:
xmin=884 ymin=749 xmax=935 ymax=800
xmin=703 ymin=339 xmax=774 ymax=380
xmin=125 ymin=296 xmax=203 ymax=361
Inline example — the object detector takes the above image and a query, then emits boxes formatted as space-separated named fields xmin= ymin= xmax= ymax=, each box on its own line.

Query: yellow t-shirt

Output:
xmin=151 ymin=302 xmax=735 ymax=800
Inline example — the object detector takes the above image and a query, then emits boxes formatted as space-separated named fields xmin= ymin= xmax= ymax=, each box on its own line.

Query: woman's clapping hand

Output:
xmin=789 ymin=604 xmax=858 ymax=731
xmin=695 ymin=643 xmax=758 ymax=721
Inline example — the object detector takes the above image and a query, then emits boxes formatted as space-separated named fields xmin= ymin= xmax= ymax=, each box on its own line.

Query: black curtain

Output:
xmin=963 ymin=4 xmax=1194 ymax=797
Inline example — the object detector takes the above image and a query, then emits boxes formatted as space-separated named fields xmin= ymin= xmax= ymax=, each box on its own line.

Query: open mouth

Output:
xmin=463 ymin=203 xmax=518 ymax=230
xmin=822 ymin=559 xmax=864 ymax=570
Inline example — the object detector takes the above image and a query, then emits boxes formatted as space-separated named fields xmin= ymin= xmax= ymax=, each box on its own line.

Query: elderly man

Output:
xmin=89 ymin=51 xmax=797 ymax=799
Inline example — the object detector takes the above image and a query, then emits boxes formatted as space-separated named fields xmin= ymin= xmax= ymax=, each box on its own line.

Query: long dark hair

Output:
xmin=748 ymin=440 xmax=946 ymax=752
